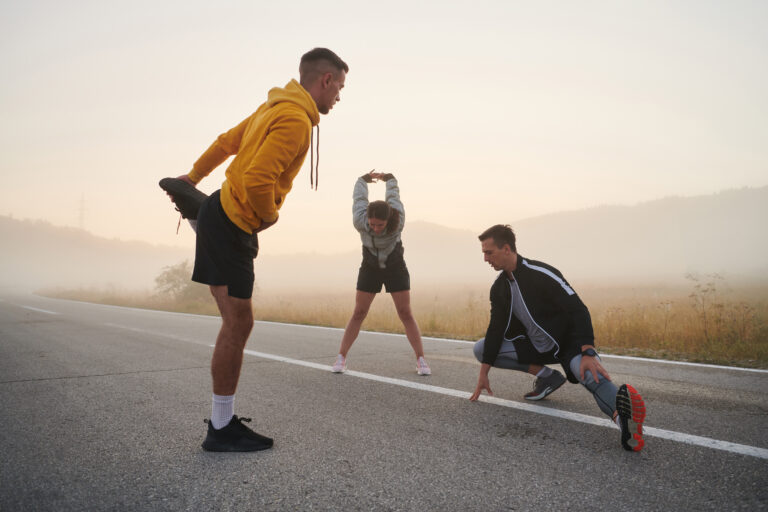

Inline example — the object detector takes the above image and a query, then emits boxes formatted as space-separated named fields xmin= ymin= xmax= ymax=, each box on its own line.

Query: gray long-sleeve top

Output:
xmin=352 ymin=176 xmax=405 ymax=269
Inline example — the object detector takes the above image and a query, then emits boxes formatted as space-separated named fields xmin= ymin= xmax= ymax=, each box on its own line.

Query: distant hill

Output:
xmin=511 ymin=186 xmax=768 ymax=281
xmin=0 ymin=217 xmax=189 ymax=292
xmin=1 ymin=186 xmax=766 ymax=292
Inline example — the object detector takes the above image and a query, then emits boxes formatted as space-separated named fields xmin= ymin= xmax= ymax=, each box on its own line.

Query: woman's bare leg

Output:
xmin=338 ymin=291 xmax=377 ymax=357
xmin=390 ymin=290 xmax=424 ymax=358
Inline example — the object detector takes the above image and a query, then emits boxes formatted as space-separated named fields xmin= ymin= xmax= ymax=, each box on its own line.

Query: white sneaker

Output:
xmin=416 ymin=356 xmax=431 ymax=376
xmin=332 ymin=354 xmax=346 ymax=373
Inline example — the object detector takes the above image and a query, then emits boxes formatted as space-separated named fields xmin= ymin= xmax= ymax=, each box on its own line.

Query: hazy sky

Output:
xmin=1 ymin=0 xmax=766 ymax=255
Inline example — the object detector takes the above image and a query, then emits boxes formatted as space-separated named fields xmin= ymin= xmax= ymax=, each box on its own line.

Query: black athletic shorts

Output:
xmin=192 ymin=190 xmax=258 ymax=299
xmin=356 ymin=244 xmax=410 ymax=294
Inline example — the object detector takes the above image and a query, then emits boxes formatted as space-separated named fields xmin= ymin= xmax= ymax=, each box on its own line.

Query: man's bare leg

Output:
xmin=209 ymin=285 xmax=253 ymax=395
xmin=201 ymin=284 xmax=272 ymax=451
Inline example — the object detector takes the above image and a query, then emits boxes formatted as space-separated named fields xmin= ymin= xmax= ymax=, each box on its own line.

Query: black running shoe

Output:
xmin=616 ymin=384 xmax=646 ymax=452
xmin=201 ymin=416 xmax=274 ymax=452
xmin=159 ymin=177 xmax=208 ymax=220
xmin=524 ymin=370 xmax=566 ymax=401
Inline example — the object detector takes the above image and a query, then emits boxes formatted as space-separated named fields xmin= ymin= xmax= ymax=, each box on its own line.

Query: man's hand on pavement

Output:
xmin=469 ymin=365 xmax=494 ymax=401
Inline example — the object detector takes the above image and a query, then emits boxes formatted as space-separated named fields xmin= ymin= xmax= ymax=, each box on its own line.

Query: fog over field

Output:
xmin=2 ymin=186 xmax=766 ymax=294
xmin=2 ymin=2 xmax=766 ymax=301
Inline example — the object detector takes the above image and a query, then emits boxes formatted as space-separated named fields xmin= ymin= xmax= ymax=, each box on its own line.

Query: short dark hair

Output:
xmin=299 ymin=48 xmax=348 ymax=83
xmin=479 ymin=224 xmax=517 ymax=252
xmin=367 ymin=200 xmax=400 ymax=234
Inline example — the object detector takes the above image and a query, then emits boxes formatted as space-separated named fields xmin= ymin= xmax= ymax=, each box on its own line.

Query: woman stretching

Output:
xmin=332 ymin=171 xmax=431 ymax=376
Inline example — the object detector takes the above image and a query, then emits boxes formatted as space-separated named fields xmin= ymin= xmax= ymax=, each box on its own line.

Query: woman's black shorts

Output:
xmin=356 ymin=260 xmax=410 ymax=294
xmin=192 ymin=190 xmax=258 ymax=299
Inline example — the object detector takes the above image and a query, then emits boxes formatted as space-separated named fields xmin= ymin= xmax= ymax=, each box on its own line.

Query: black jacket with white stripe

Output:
xmin=482 ymin=255 xmax=594 ymax=383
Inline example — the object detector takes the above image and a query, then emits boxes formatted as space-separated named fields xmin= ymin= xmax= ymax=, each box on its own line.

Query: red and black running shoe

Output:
xmin=616 ymin=384 xmax=646 ymax=452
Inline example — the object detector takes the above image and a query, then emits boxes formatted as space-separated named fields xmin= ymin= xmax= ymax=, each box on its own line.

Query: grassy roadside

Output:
xmin=42 ymin=277 xmax=768 ymax=369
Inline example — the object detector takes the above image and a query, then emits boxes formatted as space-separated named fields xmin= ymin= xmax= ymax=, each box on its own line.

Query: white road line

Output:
xmin=54 ymin=298 xmax=220 ymax=319
xmin=243 ymin=348 xmax=768 ymax=460
xmin=251 ymin=321 xmax=768 ymax=374
xmin=19 ymin=305 xmax=60 ymax=315
xmin=593 ymin=354 xmax=768 ymax=373
xmin=102 ymin=323 xmax=203 ymax=344
xmin=15 ymin=301 xmax=767 ymax=459
xmin=97 ymin=317 xmax=768 ymax=459
xmin=43 ymin=297 xmax=767 ymax=373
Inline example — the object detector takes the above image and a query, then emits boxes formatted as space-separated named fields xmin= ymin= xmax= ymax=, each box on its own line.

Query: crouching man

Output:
xmin=469 ymin=224 xmax=646 ymax=452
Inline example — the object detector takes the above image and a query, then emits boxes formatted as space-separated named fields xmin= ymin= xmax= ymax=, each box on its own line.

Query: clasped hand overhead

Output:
xmin=361 ymin=169 xmax=395 ymax=183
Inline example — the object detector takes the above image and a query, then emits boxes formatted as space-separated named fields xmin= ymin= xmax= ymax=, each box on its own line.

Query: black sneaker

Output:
xmin=524 ymin=370 xmax=566 ymax=401
xmin=159 ymin=177 xmax=208 ymax=220
xmin=201 ymin=415 xmax=274 ymax=452
xmin=616 ymin=384 xmax=646 ymax=452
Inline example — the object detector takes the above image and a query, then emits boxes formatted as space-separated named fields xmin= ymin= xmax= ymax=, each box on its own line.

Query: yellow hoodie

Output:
xmin=187 ymin=79 xmax=320 ymax=234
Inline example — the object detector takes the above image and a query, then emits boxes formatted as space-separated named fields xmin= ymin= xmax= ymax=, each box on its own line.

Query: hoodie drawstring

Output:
xmin=310 ymin=125 xmax=320 ymax=190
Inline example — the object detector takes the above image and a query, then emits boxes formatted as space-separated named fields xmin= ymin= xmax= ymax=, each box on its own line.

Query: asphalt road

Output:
xmin=1 ymin=294 xmax=766 ymax=511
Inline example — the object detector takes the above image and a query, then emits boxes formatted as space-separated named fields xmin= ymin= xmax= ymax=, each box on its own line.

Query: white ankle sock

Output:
xmin=211 ymin=394 xmax=235 ymax=429
xmin=536 ymin=367 xmax=554 ymax=378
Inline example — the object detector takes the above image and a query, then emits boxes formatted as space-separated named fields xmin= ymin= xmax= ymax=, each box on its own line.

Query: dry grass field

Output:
xmin=44 ymin=271 xmax=768 ymax=369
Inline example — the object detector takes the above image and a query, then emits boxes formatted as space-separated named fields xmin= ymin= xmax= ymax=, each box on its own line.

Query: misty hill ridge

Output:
xmin=0 ymin=217 xmax=190 ymax=291
xmin=505 ymin=186 xmax=768 ymax=280
xmin=1 ymin=186 xmax=766 ymax=291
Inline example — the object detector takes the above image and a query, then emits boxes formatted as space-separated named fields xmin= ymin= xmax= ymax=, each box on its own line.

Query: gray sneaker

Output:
xmin=524 ymin=370 xmax=566 ymax=400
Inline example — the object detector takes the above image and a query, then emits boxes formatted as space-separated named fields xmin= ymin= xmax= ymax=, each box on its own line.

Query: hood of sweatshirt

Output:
xmin=266 ymin=79 xmax=320 ymax=126
xmin=266 ymin=79 xmax=322 ymax=188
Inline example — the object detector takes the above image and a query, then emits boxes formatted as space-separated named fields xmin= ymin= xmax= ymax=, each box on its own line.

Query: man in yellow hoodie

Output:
xmin=165 ymin=48 xmax=347 ymax=452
